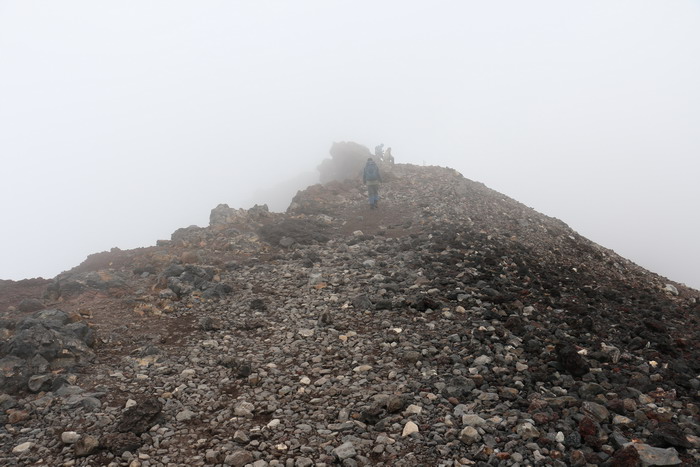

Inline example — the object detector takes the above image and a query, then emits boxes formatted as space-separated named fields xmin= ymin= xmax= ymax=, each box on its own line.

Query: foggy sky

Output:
xmin=1 ymin=1 xmax=699 ymax=290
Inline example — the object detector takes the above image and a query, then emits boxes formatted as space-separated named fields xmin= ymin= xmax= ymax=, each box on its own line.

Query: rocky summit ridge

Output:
xmin=1 ymin=163 xmax=699 ymax=467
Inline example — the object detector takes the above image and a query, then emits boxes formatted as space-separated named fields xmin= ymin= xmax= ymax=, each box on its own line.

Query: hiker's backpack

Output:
xmin=365 ymin=162 xmax=379 ymax=181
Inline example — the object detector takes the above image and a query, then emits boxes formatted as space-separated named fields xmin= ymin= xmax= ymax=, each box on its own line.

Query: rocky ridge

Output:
xmin=1 ymin=163 xmax=699 ymax=466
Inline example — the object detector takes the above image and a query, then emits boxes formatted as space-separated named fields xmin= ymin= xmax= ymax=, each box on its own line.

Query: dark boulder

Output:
xmin=7 ymin=324 xmax=92 ymax=361
xmin=441 ymin=376 xmax=476 ymax=400
xmin=17 ymin=298 xmax=45 ymax=313
xmin=249 ymin=298 xmax=267 ymax=312
xmin=0 ymin=356 xmax=30 ymax=394
xmin=504 ymin=316 xmax=525 ymax=335
xmin=161 ymin=264 xmax=186 ymax=279
xmin=27 ymin=374 xmax=53 ymax=392
xmin=375 ymin=299 xmax=393 ymax=310
xmin=116 ymin=396 xmax=163 ymax=434
xmin=101 ymin=432 xmax=143 ymax=456
xmin=648 ymin=422 xmax=692 ymax=449
xmin=202 ymin=283 xmax=233 ymax=300
xmin=359 ymin=403 xmax=385 ymax=425
xmin=74 ymin=435 xmax=100 ymax=457
xmin=352 ymin=294 xmax=373 ymax=310
xmin=84 ymin=271 xmax=126 ymax=290
xmin=610 ymin=444 xmax=641 ymax=467
xmin=409 ymin=295 xmax=440 ymax=312
xmin=180 ymin=265 xmax=215 ymax=288
xmin=17 ymin=309 xmax=71 ymax=331
xmin=43 ymin=278 xmax=85 ymax=300
xmin=166 ymin=277 xmax=191 ymax=298
xmin=64 ymin=322 xmax=96 ymax=347
xmin=556 ymin=343 xmax=590 ymax=377
xmin=0 ymin=309 xmax=94 ymax=395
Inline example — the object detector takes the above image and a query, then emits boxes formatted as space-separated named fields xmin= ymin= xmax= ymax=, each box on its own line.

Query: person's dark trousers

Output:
xmin=367 ymin=184 xmax=379 ymax=208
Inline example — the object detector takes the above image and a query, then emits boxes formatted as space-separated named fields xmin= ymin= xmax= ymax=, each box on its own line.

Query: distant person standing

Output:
xmin=385 ymin=147 xmax=394 ymax=165
xmin=363 ymin=157 xmax=382 ymax=209
xmin=374 ymin=143 xmax=384 ymax=161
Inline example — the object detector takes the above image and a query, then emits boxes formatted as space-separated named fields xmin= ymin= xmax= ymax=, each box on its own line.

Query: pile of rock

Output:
xmin=1 ymin=162 xmax=698 ymax=466
xmin=158 ymin=264 xmax=233 ymax=300
xmin=0 ymin=309 xmax=95 ymax=395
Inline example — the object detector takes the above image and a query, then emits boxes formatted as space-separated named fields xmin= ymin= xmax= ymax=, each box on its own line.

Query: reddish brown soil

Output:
xmin=0 ymin=278 xmax=51 ymax=315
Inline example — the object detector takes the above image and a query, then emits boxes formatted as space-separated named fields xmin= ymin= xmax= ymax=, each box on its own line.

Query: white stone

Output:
xmin=462 ymin=414 xmax=486 ymax=426
xmin=459 ymin=426 xmax=481 ymax=444
xmin=516 ymin=422 xmax=540 ymax=439
xmin=402 ymin=421 xmax=419 ymax=437
xmin=176 ymin=409 xmax=196 ymax=422
xmin=473 ymin=355 xmax=492 ymax=365
xmin=404 ymin=404 xmax=422 ymax=415
xmin=233 ymin=430 xmax=249 ymax=443
xmin=234 ymin=401 xmax=255 ymax=417
xmin=267 ymin=418 xmax=281 ymax=428
xmin=61 ymin=431 xmax=81 ymax=444
xmin=613 ymin=415 xmax=634 ymax=426
xmin=12 ymin=442 xmax=34 ymax=454
xmin=663 ymin=284 xmax=679 ymax=296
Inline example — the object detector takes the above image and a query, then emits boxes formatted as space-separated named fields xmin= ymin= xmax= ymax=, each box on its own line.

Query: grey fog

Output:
xmin=0 ymin=1 xmax=698 ymax=290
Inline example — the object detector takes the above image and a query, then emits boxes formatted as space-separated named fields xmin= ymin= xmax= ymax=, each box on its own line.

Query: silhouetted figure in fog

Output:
xmin=374 ymin=143 xmax=384 ymax=161
xmin=363 ymin=158 xmax=382 ymax=209
xmin=385 ymin=147 xmax=394 ymax=165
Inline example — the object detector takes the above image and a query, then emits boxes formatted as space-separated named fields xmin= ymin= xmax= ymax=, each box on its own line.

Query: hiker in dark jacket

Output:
xmin=363 ymin=158 xmax=382 ymax=209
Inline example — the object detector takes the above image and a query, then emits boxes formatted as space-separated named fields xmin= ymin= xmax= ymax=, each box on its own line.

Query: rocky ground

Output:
xmin=1 ymin=163 xmax=699 ymax=466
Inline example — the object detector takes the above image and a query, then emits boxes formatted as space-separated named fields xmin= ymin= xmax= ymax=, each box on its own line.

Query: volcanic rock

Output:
xmin=74 ymin=435 xmax=100 ymax=457
xmin=17 ymin=298 xmax=44 ymax=313
xmin=116 ymin=396 xmax=163 ymax=434
xmin=556 ymin=342 xmax=590 ymax=377
xmin=1 ymin=161 xmax=699 ymax=466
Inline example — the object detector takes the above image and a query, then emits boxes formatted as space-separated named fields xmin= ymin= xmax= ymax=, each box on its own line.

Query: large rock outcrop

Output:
xmin=318 ymin=141 xmax=372 ymax=183
xmin=0 ymin=309 xmax=95 ymax=395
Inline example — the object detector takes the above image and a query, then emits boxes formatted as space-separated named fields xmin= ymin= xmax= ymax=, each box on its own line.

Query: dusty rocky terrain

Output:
xmin=1 ymin=163 xmax=699 ymax=467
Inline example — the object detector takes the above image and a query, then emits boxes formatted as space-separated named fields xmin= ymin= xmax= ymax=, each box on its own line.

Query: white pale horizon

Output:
xmin=1 ymin=1 xmax=698 ymax=290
